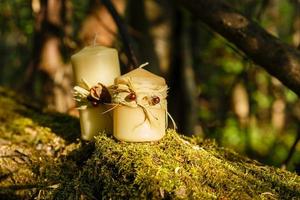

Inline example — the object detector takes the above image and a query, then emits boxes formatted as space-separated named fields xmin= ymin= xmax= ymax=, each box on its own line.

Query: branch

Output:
xmin=101 ymin=0 xmax=138 ymax=70
xmin=178 ymin=0 xmax=300 ymax=96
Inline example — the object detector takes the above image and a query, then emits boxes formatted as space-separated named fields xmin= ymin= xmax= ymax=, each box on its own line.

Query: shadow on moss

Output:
xmin=20 ymin=110 xmax=81 ymax=143
xmin=0 ymin=86 xmax=81 ymax=143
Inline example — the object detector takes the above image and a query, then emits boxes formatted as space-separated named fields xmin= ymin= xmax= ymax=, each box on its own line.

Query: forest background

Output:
xmin=1 ymin=0 xmax=300 ymax=172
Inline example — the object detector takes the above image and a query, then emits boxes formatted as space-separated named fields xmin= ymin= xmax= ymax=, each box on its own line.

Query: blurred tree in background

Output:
xmin=1 ymin=0 xmax=300 ymax=172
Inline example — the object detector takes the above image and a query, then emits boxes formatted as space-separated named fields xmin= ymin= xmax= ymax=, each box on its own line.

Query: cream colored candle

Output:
xmin=71 ymin=46 xmax=121 ymax=140
xmin=112 ymin=68 xmax=167 ymax=142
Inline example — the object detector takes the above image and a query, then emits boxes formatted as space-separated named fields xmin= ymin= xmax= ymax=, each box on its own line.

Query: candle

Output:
xmin=71 ymin=46 xmax=121 ymax=140
xmin=111 ymin=67 xmax=168 ymax=142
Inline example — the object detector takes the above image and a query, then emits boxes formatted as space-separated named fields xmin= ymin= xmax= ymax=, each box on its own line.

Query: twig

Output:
xmin=101 ymin=0 xmax=138 ymax=70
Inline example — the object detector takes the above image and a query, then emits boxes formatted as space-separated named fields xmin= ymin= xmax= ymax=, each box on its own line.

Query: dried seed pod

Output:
xmin=90 ymin=84 xmax=102 ymax=100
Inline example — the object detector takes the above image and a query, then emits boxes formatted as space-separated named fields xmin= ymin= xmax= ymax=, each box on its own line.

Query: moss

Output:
xmin=0 ymin=87 xmax=79 ymax=199
xmin=0 ymin=87 xmax=80 ymax=143
xmin=0 ymin=86 xmax=300 ymax=200
xmin=56 ymin=130 xmax=297 ymax=200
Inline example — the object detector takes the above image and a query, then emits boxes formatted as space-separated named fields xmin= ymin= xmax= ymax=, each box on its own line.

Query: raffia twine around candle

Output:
xmin=73 ymin=79 xmax=92 ymax=110
xmin=108 ymin=81 xmax=171 ymax=128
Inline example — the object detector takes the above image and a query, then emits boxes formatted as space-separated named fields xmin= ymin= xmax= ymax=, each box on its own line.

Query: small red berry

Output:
xmin=151 ymin=96 xmax=160 ymax=105
xmin=126 ymin=92 xmax=136 ymax=101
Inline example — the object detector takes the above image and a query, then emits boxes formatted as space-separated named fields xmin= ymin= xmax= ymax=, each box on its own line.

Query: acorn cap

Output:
xmin=115 ymin=68 xmax=166 ymax=86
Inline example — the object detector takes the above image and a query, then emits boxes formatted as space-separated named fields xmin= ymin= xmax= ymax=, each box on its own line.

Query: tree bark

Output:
xmin=178 ymin=0 xmax=300 ymax=96
xmin=168 ymin=10 xmax=198 ymax=135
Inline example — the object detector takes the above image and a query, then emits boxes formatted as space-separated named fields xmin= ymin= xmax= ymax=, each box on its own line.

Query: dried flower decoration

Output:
xmin=88 ymin=83 xmax=112 ymax=106
xmin=72 ymin=63 xmax=177 ymax=130
xmin=73 ymin=79 xmax=111 ymax=109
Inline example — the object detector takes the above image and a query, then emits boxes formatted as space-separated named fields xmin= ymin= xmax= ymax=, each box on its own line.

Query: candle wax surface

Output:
xmin=113 ymin=106 xmax=166 ymax=142
xmin=113 ymin=68 xmax=167 ymax=142
xmin=115 ymin=68 xmax=166 ymax=86
xmin=80 ymin=106 xmax=113 ymax=140
xmin=71 ymin=46 xmax=121 ymax=140
xmin=71 ymin=46 xmax=121 ymax=87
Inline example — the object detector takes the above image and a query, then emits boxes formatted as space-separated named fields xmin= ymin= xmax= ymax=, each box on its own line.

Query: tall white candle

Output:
xmin=71 ymin=46 xmax=121 ymax=140
xmin=112 ymin=68 xmax=167 ymax=142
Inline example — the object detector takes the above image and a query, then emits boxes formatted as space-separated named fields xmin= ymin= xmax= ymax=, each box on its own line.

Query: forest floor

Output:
xmin=0 ymin=87 xmax=300 ymax=200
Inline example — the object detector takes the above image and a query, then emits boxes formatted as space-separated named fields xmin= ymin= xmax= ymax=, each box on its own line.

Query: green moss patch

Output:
xmin=54 ymin=130 xmax=298 ymax=200
xmin=0 ymin=87 xmax=300 ymax=199
xmin=0 ymin=87 xmax=79 ymax=199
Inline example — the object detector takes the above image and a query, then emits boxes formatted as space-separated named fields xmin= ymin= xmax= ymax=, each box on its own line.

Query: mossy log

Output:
xmin=0 ymin=87 xmax=300 ymax=199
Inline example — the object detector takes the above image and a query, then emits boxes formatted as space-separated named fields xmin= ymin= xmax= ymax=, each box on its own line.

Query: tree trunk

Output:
xmin=168 ymin=10 xmax=198 ymax=135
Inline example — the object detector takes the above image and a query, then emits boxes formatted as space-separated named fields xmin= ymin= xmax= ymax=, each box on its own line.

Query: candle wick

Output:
xmin=139 ymin=62 xmax=149 ymax=68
